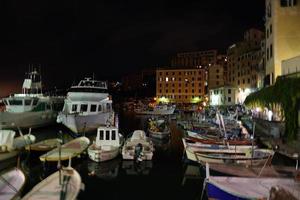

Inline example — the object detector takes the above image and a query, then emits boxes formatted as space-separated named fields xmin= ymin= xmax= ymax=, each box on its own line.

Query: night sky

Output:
xmin=0 ymin=0 xmax=264 ymax=96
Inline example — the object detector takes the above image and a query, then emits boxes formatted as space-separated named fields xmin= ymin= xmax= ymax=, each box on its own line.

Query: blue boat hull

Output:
xmin=207 ymin=182 xmax=249 ymax=200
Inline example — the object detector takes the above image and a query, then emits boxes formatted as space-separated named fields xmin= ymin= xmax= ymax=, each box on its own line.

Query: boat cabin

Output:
xmin=96 ymin=126 xmax=120 ymax=147
xmin=66 ymin=100 xmax=112 ymax=115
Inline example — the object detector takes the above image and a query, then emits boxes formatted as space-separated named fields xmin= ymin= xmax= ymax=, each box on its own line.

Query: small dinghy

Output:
xmin=0 ymin=168 xmax=26 ymax=200
xmin=88 ymin=125 xmax=124 ymax=162
xmin=22 ymin=160 xmax=82 ymax=200
xmin=122 ymin=130 xmax=154 ymax=161
xmin=26 ymin=138 xmax=61 ymax=151
xmin=39 ymin=137 xmax=90 ymax=162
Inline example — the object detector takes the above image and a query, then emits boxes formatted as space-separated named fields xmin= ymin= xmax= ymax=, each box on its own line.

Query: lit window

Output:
xmin=166 ymin=77 xmax=169 ymax=82
xmin=172 ymin=77 xmax=175 ymax=81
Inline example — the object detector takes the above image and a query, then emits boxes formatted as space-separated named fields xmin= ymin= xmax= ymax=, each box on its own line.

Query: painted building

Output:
xmin=265 ymin=0 xmax=300 ymax=85
xmin=227 ymin=28 xmax=264 ymax=104
xmin=209 ymin=85 xmax=237 ymax=106
xmin=281 ymin=55 xmax=300 ymax=76
xmin=156 ymin=68 xmax=206 ymax=104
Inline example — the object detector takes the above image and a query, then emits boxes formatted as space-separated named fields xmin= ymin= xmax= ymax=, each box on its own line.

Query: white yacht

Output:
xmin=0 ymin=69 xmax=64 ymax=129
xmin=57 ymin=78 xmax=114 ymax=134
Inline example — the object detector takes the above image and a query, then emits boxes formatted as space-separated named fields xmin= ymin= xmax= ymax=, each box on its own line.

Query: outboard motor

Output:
xmin=134 ymin=143 xmax=143 ymax=163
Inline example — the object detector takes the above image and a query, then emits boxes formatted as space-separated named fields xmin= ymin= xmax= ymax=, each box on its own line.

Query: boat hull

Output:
xmin=88 ymin=144 xmax=120 ymax=162
xmin=0 ymin=168 xmax=26 ymax=200
xmin=57 ymin=112 xmax=112 ymax=133
xmin=148 ymin=129 xmax=170 ymax=139
xmin=207 ymin=182 xmax=248 ymax=200
xmin=0 ymin=110 xmax=58 ymax=129
xmin=39 ymin=137 xmax=90 ymax=162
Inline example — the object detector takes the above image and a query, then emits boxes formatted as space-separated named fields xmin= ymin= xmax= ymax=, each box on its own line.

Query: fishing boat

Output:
xmin=122 ymin=130 xmax=154 ymax=161
xmin=25 ymin=138 xmax=61 ymax=151
xmin=148 ymin=118 xmax=170 ymax=139
xmin=21 ymin=162 xmax=82 ymax=200
xmin=134 ymin=104 xmax=176 ymax=115
xmin=0 ymin=68 xmax=64 ymax=129
xmin=205 ymin=171 xmax=300 ymax=199
xmin=182 ymin=138 xmax=254 ymax=162
xmin=88 ymin=125 xmax=124 ymax=162
xmin=57 ymin=77 xmax=114 ymax=134
xmin=195 ymin=148 xmax=274 ymax=166
xmin=0 ymin=168 xmax=26 ymax=200
xmin=39 ymin=136 xmax=90 ymax=162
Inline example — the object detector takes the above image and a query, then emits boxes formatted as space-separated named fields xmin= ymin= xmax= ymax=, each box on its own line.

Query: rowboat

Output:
xmin=0 ymin=168 xmax=26 ymax=200
xmin=148 ymin=118 xmax=171 ymax=139
xmin=21 ymin=166 xmax=82 ymax=200
xmin=186 ymin=136 xmax=253 ymax=146
xmin=206 ymin=176 xmax=300 ymax=200
xmin=39 ymin=137 xmax=90 ymax=162
xmin=195 ymin=149 xmax=274 ymax=166
xmin=25 ymin=138 xmax=61 ymax=151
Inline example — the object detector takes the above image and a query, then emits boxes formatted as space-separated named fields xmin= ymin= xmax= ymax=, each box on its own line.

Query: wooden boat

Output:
xmin=0 ymin=168 xmax=26 ymax=200
xmin=122 ymin=130 xmax=154 ymax=161
xmin=203 ymin=163 xmax=298 ymax=178
xmin=182 ymin=138 xmax=255 ymax=162
xmin=21 ymin=166 xmax=82 ymax=200
xmin=148 ymin=118 xmax=170 ymax=139
xmin=88 ymin=126 xmax=124 ymax=162
xmin=39 ymin=137 xmax=90 ymax=162
xmin=25 ymin=138 xmax=61 ymax=151
xmin=206 ymin=176 xmax=300 ymax=200
xmin=195 ymin=149 xmax=274 ymax=166
xmin=186 ymin=135 xmax=253 ymax=146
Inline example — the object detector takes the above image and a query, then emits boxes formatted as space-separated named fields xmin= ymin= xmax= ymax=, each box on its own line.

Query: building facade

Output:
xmin=208 ymin=64 xmax=225 ymax=90
xmin=281 ymin=55 xmax=300 ymax=76
xmin=170 ymin=50 xmax=217 ymax=68
xmin=209 ymin=86 xmax=237 ymax=106
xmin=156 ymin=68 xmax=206 ymax=104
xmin=227 ymin=28 xmax=264 ymax=104
xmin=265 ymin=0 xmax=300 ymax=85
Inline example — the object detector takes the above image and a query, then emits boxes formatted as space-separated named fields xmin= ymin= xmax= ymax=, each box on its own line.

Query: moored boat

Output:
xmin=88 ymin=125 xmax=124 ymax=162
xmin=135 ymin=104 xmax=175 ymax=115
xmin=57 ymin=77 xmax=114 ymax=134
xmin=206 ymin=174 xmax=300 ymax=200
xmin=21 ymin=166 xmax=82 ymax=200
xmin=148 ymin=118 xmax=170 ymax=139
xmin=0 ymin=69 xmax=64 ymax=129
xmin=0 ymin=168 xmax=26 ymax=200
xmin=39 ymin=136 xmax=90 ymax=162
xmin=122 ymin=130 xmax=154 ymax=161
xmin=25 ymin=138 xmax=61 ymax=151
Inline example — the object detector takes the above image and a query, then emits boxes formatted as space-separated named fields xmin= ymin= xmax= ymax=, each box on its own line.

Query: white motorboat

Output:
xmin=135 ymin=104 xmax=175 ymax=115
xmin=0 ymin=168 xmax=26 ymax=200
xmin=88 ymin=125 xmax=124 ymax=162
xmin=57 ymin=77 xmax=114 ymax=134
xmin=122 ymin=130 xmax=154 ymax=161
xmin=0 ymin=69 xmax=64 ymax=129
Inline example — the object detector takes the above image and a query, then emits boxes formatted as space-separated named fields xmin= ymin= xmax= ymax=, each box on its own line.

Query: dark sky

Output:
xmin=0 ymin=0 xmax=265 ymax=96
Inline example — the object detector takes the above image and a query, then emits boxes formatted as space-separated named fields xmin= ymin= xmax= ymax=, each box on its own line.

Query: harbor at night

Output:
xmin=1 ymin=1 xmax=300 ymax=200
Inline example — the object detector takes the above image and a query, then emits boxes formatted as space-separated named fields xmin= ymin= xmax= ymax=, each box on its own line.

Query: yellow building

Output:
xmin=156 ymin=68 xmax=206 ymax=104
xmin=227 ymin=28 xmax=264 ymax=103
xmin=208 ymin=64 xmax=225 ymax=90
xmin=265 ymin=0 xmax=300 ymax=85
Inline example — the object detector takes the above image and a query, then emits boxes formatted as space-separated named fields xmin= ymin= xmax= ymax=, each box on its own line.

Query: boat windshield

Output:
xmin=8 ymin=100 xmax=23 ymax=105
xmin=78 ymin=80 xmax=107 ymax=88
xmin=68 ymin=87 xmax=107 ymax=93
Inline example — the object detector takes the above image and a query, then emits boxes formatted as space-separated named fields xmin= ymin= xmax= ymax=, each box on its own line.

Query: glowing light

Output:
xmin=158 ymin=96 xmax=169 ymax=103
xmin=191 ymin=96 xmax=201 ymax=104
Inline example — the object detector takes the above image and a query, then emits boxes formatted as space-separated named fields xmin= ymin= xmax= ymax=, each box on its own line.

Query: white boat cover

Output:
xmin=130 ymin=130 xmax=146 ymax=142
xmin=0 ymin=130 xmax=16 ymax=151
xmin=0 ymin=168 xmax=25 ymax=200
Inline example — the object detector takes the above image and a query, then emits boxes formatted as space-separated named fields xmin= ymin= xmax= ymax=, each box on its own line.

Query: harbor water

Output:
xmin=18 ymin=110 xmax=206 ymax=200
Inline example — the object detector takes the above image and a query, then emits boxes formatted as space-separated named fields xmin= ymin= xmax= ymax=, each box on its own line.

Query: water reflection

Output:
xmin=87 ymin=157 xmax=121 ymax=180
xmin=122 ymin=160 xmax=153 ymax=175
